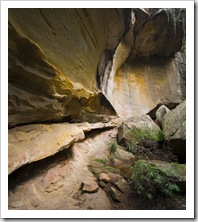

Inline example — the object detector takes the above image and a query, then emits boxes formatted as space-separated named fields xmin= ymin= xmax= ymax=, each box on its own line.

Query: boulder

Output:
xmin=118 ymin=115 xmax=164 ymax=148
xmin=156 ymin=105 xmax=170 ymax=124
xmin=109 ymin=187 xmax=122 ymax=202
xmin=115 ymin=178 xmax=131 ymax=193
xmin=81 ymin=183 xmax=99 ymax=193
xmin=98 ymin=181 xmax=107 ymax=189
xmin=103 ymin=9 xmax=185 ymax=119
xmin=132 ymin=9 xmax=183 ymax=57
xmin=99 ymin=173 xmax=111 ymax=183
xmin=162 ymin=100 xmax=186 ymax=162
xmin=107 ymin=172 xmax=122 ymax=185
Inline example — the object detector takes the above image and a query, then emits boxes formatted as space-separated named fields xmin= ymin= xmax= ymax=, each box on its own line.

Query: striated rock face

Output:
xmin=8 ymin=123 xmax=84 ymax=174
xmin=8 ymin=9 xmax=128 ymax=127
xmin=111 ymin=56 xmax=185 ymax=118
xmin=8 ymin=118 xmax=122 ymax=174
xmin=99 ymin=8 xmax=186 ymax=119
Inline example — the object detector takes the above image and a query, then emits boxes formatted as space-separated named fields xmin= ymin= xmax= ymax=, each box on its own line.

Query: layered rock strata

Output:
xmin=9 ymin=118 xmax=122 ymax=174
xmin=8 ymin=8 xmax=186 ymax=126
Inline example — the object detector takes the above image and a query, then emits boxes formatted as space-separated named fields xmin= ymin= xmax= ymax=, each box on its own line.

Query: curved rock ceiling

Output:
xmin=8 ymin=8 xmax=186 ymax=127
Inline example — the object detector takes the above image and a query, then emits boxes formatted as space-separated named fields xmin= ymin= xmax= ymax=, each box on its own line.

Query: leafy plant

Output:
xmin=130 ymin=160 xmax=181 ymax=200
xmin=108 ymin=142 xmax=118 ymax=155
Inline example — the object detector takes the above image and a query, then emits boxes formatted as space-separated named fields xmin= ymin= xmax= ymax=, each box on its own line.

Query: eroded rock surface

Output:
xmin=8 ymin=8 xmax=186 ymax=211
xmin=156 ymin=105 xmax=170 ymax=124
xmin=8 ymin=118 xmax=122 ymax=174
xmin=8 ymin=9 xmax=132 ymax=127
xmin=118 ymin=115 xmax=164 ymax=148
xmin=8 ymin=123 xmax=84 ymax=174
xmin=8 ymin=8 xmax=185 ymax=126
xmin=162 ymin=100 xmax=186 ymax=162
xmin=9 ymin=128 xmax=118 ymax=210
xmin=100 ymin=9 xmax=186 ymax=118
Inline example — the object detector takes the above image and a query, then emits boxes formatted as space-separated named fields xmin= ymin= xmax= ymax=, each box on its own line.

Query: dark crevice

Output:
xmin=147 ymin=102 xmax=179 ymax=120
xmin=8 ymin=116 xmax=73 ymax=130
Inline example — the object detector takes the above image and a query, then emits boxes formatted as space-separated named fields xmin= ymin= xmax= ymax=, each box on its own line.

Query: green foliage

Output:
xmin=93 ymin=158 xmax=107 ymax=165
xmin=108 ymin=142 xmax=118 ymax=155
xmin=126 ymin=140 xmax=133 ymax=152
xmin=130 ymin=160 xmax=181 ymax=200
xmin=130 ymin=127 xmax=164 ymax=143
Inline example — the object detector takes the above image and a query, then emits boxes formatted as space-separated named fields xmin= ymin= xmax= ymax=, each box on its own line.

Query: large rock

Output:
xmin=81 ymin=183 xmax=99 ymax=193
xmin=8 ymin=119 xmax=121 ymax=174
xmin=8 ymin=123 xmax=84 ymax=174
xmin=101 ymin=9 xmax=185 ymax=119
xmin=162 ymin=100 xmax=186 ymax=162
xmin=99 ymin=173 xmax=111 ymax=183
xmin=109 ymin=187 xmax=122 ymax=202
xmin=156 ymin=105 xmax=170 ymax=124
xmin=131 ymin=8 xmax=183 ymax=57
xmin=115 ymin=178 xmax=131 ymax=193
xmin=8 ymin=9 xmax=129 ymax=127
xmin=118 ymin=115 xmax=164 ymax=148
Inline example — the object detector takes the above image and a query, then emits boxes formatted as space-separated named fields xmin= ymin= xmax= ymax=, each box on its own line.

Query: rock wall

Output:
xmin=9 ymin=9 xmax=128 ymax=127
xmin=99 ymin=8 xmax=186 ymax=118
xmin=8 ymin=8 xmax=186 ymax=210
xmin=8 ymin=8 xmax=185 ymax=126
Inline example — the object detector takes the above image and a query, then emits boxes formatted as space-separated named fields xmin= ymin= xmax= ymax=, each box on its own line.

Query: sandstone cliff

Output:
xmin=8 ymin=8 xmax=186 ymax=211
xmin=8 ymin=8 xmax=185 ymax=127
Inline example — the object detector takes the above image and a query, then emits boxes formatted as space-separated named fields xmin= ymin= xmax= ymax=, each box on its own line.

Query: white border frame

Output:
xmin=1 ymin=1 xmax=194 ymax=219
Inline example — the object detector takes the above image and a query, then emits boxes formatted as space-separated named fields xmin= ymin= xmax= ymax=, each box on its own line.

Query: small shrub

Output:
xmin=108 ymin=142 xmax=118 ymax=155
xmin=130 ymin=160 xmax=181 ymax=200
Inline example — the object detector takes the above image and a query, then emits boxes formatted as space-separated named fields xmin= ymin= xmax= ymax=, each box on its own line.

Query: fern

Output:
xmin=130 ymin=160 xmax=181 ymax=200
